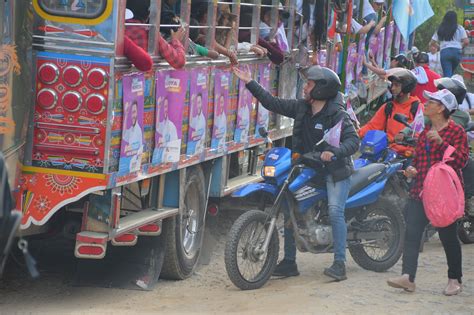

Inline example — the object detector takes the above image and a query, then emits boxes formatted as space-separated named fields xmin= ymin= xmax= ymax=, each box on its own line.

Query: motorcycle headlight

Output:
xmin=263 ymin=166 xmax=276 ymax=177
xmin=363 ymin=146 xmax=374 ymax=154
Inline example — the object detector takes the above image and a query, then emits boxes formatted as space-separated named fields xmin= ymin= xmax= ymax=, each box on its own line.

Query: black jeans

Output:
xmin=402 ymin=199 xmax=463 ymax=282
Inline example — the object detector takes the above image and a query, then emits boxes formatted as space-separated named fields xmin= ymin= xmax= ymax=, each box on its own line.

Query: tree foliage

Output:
xmin=413 ymin=0 xmax=464 ymax=51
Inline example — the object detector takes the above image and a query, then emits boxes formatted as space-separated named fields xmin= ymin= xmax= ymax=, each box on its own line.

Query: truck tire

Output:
xmin=160 ymin=166 xmax=206 ymax=280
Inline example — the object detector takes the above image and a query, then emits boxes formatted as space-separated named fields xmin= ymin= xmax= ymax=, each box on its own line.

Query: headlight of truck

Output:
xmin=263 ymin=166 xmax=276 ymax=177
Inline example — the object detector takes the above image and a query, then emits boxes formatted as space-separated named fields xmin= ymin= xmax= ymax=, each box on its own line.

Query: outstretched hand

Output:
xmin=232 ymin=66 xmax=252 ymax=84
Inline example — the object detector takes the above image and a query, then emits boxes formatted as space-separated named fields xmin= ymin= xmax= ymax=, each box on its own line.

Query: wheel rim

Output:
xmin=460 ymin=219 xmax=474 ymax=237
xmin=181 ymin=182 xmax=201 ymax=259
xmin=236 ymin=221 xmax=269 ymax=283
xmin=358 ymin=210 xmax=398 ymax=262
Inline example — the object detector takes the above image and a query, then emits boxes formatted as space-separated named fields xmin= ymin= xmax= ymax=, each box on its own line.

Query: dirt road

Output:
xmin=0 ymin=212 xmax=473 ymax=314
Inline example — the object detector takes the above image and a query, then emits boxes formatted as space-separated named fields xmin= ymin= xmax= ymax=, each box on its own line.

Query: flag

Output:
xmin=393 ymin=0 xmax=434 ymax=40
xmin=346 ymin=99 xmax=360 ymax=128
xmin=322 ymin=119 xmax=343 ymax=148
xmin=411 ymin=105 xmax=425 ymax=134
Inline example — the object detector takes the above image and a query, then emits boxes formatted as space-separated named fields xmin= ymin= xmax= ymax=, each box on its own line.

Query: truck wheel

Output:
xmin=160 ymin=166 xmax=206 ymax=280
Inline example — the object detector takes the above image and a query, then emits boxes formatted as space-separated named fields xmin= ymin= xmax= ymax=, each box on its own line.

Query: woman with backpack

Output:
xmin=430 ymin=11 xmax=469 ymax=77
xmin=387 ymin=89 xmax=469 ymax=296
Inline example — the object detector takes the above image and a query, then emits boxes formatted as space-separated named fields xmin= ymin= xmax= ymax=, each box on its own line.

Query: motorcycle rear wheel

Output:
xmin=458 ymin=217 xmax=474 ymax=244
xmin=349 ymin=198 xmax=405 ymax=272
xmin=224 ymin=210 xmax=279 ymax=290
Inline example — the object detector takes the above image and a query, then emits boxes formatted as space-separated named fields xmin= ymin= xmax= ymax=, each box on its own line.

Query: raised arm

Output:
xmin=232 ymin=67 xmax=299 ymax=118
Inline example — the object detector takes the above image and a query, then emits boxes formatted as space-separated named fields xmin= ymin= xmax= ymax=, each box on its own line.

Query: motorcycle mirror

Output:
xmin=393 ymin=113 xmax=411 ymax=128
xmin=466 ymin=122 xmax=474 ymax=132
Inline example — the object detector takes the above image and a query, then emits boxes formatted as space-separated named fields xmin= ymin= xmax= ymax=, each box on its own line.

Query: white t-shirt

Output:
xmin=432 ymin=25 xmax=468 ymax=51
xmin=460 ymin=92 xmax=474 ymax=112
xmin=214 ymin=112 xmax=227 ymax=138
xmin=160 ymin=118 xmax=178 ymax=143
xmin=428 ymin=52 xmax=442 ymax=75
xmin=362 ymin=0 xmax=376 ymax=19
xmin=189 ymin=112 xmax=206 ymax=152
xmin=123 ymin=123 xmax=143 ymax=153
xmin=351 ymin=19 xmax=363 ymax=34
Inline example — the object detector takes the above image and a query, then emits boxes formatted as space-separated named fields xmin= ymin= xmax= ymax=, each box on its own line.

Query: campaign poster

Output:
xmin=399 ymin=34 xmax=407 ymax=54
xmin=234 ymin=69 xmax=253 ymax=143
xmin=119 ymin=74 xmax=145 ymax=175
xmin=383 ymin=22 xmax=394 ymax=69
xmin=211 ymin=70 xmax=230 ymax=153
xmin=393 ymin=25 xmax=401 ymax=56
xmin=318 ymin=49 xmax=327 ymax=67
xmin=368 ymin=34 xmax=379 ymax=61
xmin=356 ymin=34 xmax=366 ymax=81
xmin=187 ymin=68 xmax=209 ymax=156
xmin=344 ymin=43 xmax=358 ymax=91
xmin=152 ymin=70 xmax=187 ymax=164
xmin=255 ymin=64 xmax=271 ymax=138
xmin=376 ymin=28 xmax=385 ymax=66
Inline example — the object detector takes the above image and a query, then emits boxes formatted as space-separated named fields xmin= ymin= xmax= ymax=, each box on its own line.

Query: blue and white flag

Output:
xmin=393 ymin=0 xmax=434 ymax=40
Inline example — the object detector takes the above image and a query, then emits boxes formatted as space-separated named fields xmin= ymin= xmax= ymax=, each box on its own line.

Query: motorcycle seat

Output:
xmin=349 ymin=163 xmax=386 ymax=197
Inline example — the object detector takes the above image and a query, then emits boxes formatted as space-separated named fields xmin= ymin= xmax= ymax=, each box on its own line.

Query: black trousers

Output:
xmin=402 ymin=199 xmax=463 ymax=282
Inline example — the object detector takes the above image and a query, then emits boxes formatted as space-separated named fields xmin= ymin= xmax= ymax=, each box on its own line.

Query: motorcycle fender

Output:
xmin=231 ymin=183 xmax=279 ymax=198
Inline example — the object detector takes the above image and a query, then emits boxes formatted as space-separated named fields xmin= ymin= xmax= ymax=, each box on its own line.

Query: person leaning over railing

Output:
xmin=125 ymin=0 xmax=186 ymax=70
xmin=238 ymin=12 xmax=284 ymax=65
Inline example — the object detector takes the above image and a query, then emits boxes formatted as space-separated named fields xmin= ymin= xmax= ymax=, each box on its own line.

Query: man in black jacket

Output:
xmin=233 ymin=65 xmax=360 ymax=281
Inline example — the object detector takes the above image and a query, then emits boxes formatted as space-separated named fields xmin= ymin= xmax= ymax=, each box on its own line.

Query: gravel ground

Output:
xmin=0 ymin=210 xmax=473 ymax=315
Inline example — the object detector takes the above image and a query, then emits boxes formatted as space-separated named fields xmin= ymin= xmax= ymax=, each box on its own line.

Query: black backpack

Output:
xmin=383 ymin=100 xmax=419 ymax=132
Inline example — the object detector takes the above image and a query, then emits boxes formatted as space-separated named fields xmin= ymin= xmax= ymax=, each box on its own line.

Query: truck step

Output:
xmin=224 ymin=174 xmax=262 ymax=196
xmin=111 ymin=207 xmax=178 ymax=238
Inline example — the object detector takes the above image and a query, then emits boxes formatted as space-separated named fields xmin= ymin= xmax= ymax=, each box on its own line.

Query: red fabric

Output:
xmin=359 ymin=96 xmax=422 ymax=142
xmin=124 ymin=36 xmax=153 ymax=72
xmin=157 ymin=36 xmax=186 ymax=69
xmin=238 ymin=31 xmax=284 ymax=65
xmin=411 ymin=65 xmax=441 ymax=103
xmin=410 ymin=120 xmax=469 ymax=200
xmin=125 ymin=19 xmax=149 ymax=51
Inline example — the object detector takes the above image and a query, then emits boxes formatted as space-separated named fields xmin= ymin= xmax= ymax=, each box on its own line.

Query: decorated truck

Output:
xmin=0 ymin=0 xmax=408 ymax=287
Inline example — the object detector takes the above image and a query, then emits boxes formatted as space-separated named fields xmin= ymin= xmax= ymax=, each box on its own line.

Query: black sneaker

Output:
xmin=323 ymin=261 xmax=347 ymax=281
xmin=272 ymin=259 xmax=300 ymax=277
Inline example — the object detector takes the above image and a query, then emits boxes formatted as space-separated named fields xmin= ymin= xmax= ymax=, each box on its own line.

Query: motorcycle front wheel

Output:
xmin=224 ymin=210 xmax=279 ymax=290
xmin=349 ymin=197 xmax=405 ymax=272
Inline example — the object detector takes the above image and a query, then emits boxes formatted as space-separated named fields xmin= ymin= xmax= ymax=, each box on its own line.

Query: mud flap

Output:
xmin=73 ymin=234 xmax=166 ymax=291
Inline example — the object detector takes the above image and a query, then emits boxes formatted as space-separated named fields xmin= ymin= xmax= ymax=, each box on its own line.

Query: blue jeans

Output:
xmin=283 ymin=175 xmax=352 ymax=262
xmin=440 ymin=47 xmax=462 ymax=77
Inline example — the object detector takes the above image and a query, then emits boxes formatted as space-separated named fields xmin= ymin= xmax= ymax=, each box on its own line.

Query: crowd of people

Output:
xmin=120 ymin=0 xmax=472 ymax=297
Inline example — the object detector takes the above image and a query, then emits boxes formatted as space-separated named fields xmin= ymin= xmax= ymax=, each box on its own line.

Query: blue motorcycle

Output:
xmin=224 ymin=131 xmax=405 ymax=290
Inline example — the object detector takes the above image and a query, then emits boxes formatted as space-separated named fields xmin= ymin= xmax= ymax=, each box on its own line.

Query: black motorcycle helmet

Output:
xmin=390 ymin=54 xmax=409 ymax=69
xmin=387 ymin=68 xmax=417 ymax=94
xmin=434 ymin=77 xmax=467 ymax=105
xmin=301 ymin=66 xmax=341 ymax=100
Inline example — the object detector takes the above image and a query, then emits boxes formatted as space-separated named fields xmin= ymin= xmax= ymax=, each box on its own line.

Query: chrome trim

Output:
xmin=32 ymin=43 xmax=115 ymax=56
xmin=61 ymin=91 xmax=83 ymax=112
xmin=63 ymin=65 xmax=83 ymax=87
xmin=87 ymin=68 xmax=108 ymax=90
xmin=35 ymin=122 xmax=100 ymax=134
xmin=85 ymin=94 xmax=106 ymax=115
xmin=36 ymin=88 xmax=58 ymax=110
xmin=33 ymin=35 xmax=114 ymax=47
xmin=38 ymin=63 xmax=60 ymax=85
